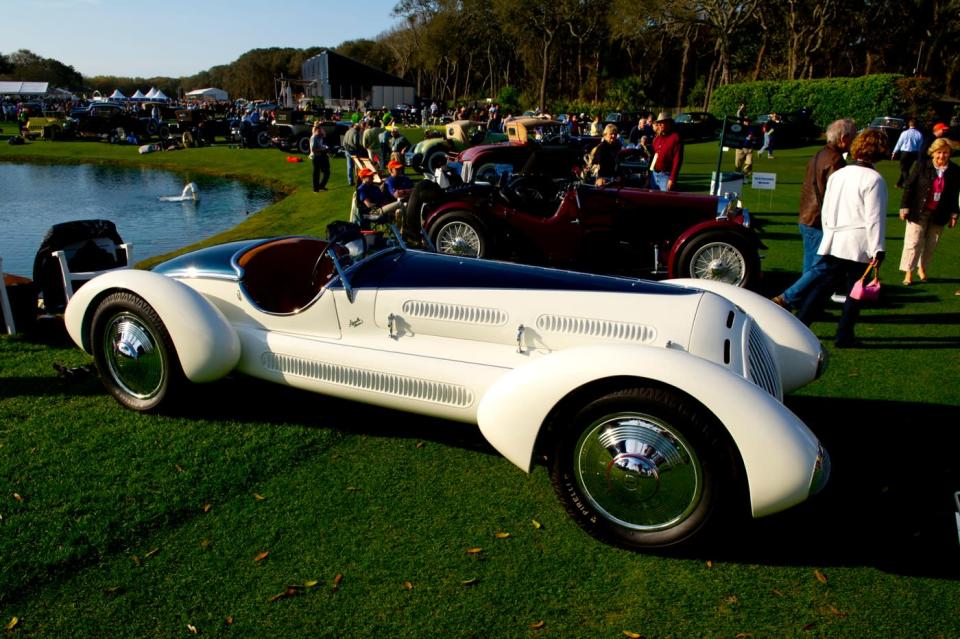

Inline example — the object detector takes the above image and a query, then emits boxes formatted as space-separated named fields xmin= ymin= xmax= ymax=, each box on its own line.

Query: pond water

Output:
xmin=0 ymin=163 xmax=279 ymax=276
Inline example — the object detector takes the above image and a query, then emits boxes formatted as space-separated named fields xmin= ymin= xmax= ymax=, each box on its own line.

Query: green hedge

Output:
xmin=710 ymin=74 xmax=909 ymax=132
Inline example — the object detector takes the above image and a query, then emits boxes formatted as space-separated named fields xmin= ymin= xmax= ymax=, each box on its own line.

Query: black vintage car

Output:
xmin=64 ymin=102 xmax=168 ymax=142
xmin=674 ymin=112 xmax=721 ymax=142
xmin=174 ymin=109 xmax=238 ymax=145
xmin=268 ymin=109 xmax=350 ymax=154
xmin=753 ymin=111 xmax=820 ymax=148
xmin=863 ymin=116 xmax=906 ymax=149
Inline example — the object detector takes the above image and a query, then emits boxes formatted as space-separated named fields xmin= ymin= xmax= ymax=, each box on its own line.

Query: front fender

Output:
xmin=423 ymin=200 xmax=482 ymax=231
xmin=667 ymin=278 xmax=827 ymax=392
xmin=668 ymin=220 xmax=759 ymax=274
xmin=64 ymin=269 xmax=240 ymax=383
xmin=476 ymin=344 xmax=823 ymax=519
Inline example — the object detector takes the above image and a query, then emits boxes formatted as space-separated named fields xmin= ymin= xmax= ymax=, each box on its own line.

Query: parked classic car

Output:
xmin=408 ymin=120 xmax=507 ymax=173
xmin=753 ymin=111 xmax=820 ymax=148
xmin=64 ymin=102 xmax=169 ymax=142
xmin=418 ymin=172 xmax=762 ymax=287
xmin=456 ymin=117 xmax=599 ymax=183
xmin=674 ymin=111 xmax=721 ymax=142
xmin=268 ymin=109 xmax=350 ymax=154
xmin=63 ymin=228 xmax=829 ymax=550
xmin=863 ymin=116 xmax=906 ymax=149
xmin=174 ymin=109 xmax=238 ymax=145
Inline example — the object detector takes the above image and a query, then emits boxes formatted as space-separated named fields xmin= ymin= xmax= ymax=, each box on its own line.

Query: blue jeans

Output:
xmin=782 ymin=224 xmax=826 ymax=307
xmin=346 ymin=153 xmax=355 ymax=185
xmin=651 ymin=171 xmax=669 ymax=191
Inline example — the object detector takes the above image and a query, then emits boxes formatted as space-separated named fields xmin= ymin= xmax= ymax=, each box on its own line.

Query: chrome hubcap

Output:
xmin=436 ymin=222 xmax=481 ymax=257
xmin=690 ymin=242 xmax=746 ymax=284
xmin=574 ymin=412 xmax=701 ymax=531
xmin=102 ymin=312 xmax=164 ymax=399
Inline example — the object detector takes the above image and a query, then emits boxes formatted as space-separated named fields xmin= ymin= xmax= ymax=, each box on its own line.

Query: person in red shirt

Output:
xmin=651 ymin=112 xmax=683 ymax=191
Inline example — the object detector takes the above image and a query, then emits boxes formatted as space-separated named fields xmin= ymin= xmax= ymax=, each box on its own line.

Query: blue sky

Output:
xmin=4 ymin=0 xmax=404 ymax=78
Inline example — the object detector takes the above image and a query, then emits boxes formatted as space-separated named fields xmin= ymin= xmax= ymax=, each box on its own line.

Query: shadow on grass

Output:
xmin=715 ymin=396 xmax=960 ymax=578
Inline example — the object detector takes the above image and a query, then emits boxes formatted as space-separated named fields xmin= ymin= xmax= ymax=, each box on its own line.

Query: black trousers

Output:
xmin=312 ymin=154 xmax=330 ymax=191
xmin=795 ymin=255 xmax=866 ymax=346
xmin=898 ymin=151 xmax=918 ymax=187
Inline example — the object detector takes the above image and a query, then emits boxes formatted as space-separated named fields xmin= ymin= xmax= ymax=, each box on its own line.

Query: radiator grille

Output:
xmin=262 ymin=353 xmax=475 ymax=408
xmin=402 ymin=300 xmax=507 ymax=326
xmin=746 ymin=321 xmax=782 ymax=401
xmin=536 ymin=314 xmax=656 ymax=343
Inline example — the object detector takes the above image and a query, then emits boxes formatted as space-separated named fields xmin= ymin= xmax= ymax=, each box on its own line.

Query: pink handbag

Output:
xmin=850 ymin=263 xmax=881 ymax=301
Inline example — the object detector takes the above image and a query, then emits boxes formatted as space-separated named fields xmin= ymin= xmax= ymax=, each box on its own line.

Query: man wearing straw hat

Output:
xmin=650 ymin=111 xmax=683 ymax=191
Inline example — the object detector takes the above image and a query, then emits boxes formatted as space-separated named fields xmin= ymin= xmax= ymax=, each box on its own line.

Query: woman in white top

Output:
xmin=795 ymin=129 xmax=889 ymax=348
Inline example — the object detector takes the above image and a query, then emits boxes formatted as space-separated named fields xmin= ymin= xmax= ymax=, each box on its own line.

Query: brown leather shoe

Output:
xmin=770 ymin=295 xmax=789 ymax=309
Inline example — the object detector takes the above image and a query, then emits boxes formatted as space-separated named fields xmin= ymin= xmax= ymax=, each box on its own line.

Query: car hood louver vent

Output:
xmin=536 ymin=314 xmax=657 ymax=343
xmin=746 ymin=321 xmax=783 ymax=401
xmin=262 ymin=353 xmax=474 ymax=408
xmin=402 ymin=300 xmax=507 ymax=326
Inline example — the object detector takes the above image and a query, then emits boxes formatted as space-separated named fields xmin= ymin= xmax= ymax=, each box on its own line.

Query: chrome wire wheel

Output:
xmin=436 ymin=220 xmax=482 ymax=257
xmin=102 ymin=311 xmax=165 ymax=401
xmin=573 ymin=411 xmax=702 ymax=532
xmin=688 ymin=241 xmax=747 ymax=285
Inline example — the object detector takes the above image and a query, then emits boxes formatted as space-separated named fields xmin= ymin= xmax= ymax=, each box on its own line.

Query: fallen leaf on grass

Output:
xmin=4 ymin=617 xmax=18 ymax=631
xmin=494 ymin=532 xmax=511 ymax=539
xmin=12 ymin=493 xmax=23 ymax=502
xmin=175 ymin=464 xmax=185 ymax=473
xmin=131 ymin=555 xmax=141 ymax=566
xmin=531 ymin=520 xmax=542 ymax=529
xmin=814 ymin=569 xmax=828 ymax=584
xmin=802 ymin=622 xmax=817 ymax=631
xmin=103 ymin=586 xmax=122 ymax=595
xmin=461 ymin=577 xmax=479 ymax=586
xmin=144 ymin=547 xmax=159 ymax=559
xmin=225 ymin=616 xmax=234 ymax=625
xmin=304 ymin=580 xmax=318 ymax=588
xmin=345 ymin=486 xmax=362 ymax=492
xmin=735 ymin=632 xmax=753 ymax=638
xmin=202 ymin=503 xmax=212 ymax=513
xmin=725 ymin=595 xmax=739 ymax=605
xmin=333 ymin=573 xmax=343 ymax=591
xmin=771 ymin=588 xmax=784 ymax=597
xmin=253 ymin=551 xmax=270 ymax=563
xmin=403 ymin=581 xmax=414 ymax=591
xmin=187 ymin=624 xmax=198 ymax=634
xmin=530 ymin=620 xmax=545 ymax=629
xmin=269 ymin=587 xmax=300 ymax=602
xmin=466 ymin=547 xmax=483 ymax=555
xmin=200 ymin=539 xmax=211 ymax=550
xmin=827 ymin=605 xmax=848 ymax=618
xmin=253 ymin=493 xmax=266 ymax=501
xmin=623 ymin=631 xmax=643 ymax=638
xmin=706 ymin=560 xmax=714 ymax=568
xmin=415 ymin=442 xmax=425 ymax=448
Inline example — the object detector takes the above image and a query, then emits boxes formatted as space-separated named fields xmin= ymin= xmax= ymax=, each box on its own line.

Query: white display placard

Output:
xmin=752 ymin=172 xmax=777 ymax=190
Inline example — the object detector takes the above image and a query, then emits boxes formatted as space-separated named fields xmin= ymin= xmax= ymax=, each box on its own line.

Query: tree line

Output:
xmin=3 ymin=0 xmax=958 ymax=114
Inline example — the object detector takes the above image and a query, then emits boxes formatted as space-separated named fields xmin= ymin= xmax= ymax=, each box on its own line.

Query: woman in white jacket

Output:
xmin=795 ymin=129 xmax=889 ymax=348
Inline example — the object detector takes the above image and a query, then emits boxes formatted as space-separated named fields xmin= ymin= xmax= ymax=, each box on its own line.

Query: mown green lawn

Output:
xmin=1 ymin=129 xmax=958 ymax=638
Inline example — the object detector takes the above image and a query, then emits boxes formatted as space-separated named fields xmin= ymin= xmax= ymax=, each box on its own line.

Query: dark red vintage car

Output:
xmin=417 ymin=173 xmax=762 ymax=287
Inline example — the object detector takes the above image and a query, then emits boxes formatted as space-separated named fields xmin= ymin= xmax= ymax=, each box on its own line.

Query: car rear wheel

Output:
xmin=426 ymin=149 xmax=448 ymax=172
xmin=549 ymin=386 xmax=742 ymax=549
xmin=676 ymin=231 xmax=757 ymax=288
xmin=158 ymin=124 xmax=170 ymax=141
xmin=297 ymin=136 xmax=311 ymax=154
xmin=91 ymin=292 xmax=183 ymax=412
xmin=256 ymin=130 xmax=272 ymax=148
xmin=431 ymin=212 xmax=488 ymax=258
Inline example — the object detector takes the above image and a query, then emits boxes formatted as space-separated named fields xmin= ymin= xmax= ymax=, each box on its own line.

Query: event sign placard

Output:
xmin=752 ymin=172 xmax=777 ymax=190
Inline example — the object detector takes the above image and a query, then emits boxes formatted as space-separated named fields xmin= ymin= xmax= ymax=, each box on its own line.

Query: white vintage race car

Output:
xmin=64 ymin=229 xmax=830 ymax=550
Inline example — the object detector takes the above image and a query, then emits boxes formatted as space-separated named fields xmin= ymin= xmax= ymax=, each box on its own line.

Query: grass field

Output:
xmin=1 ymin=128 xmax=959 ymax=638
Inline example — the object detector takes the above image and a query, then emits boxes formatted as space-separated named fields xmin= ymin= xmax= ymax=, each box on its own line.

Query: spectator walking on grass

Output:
xmin=771 ymin=119 xmax=857 ymax=310
xmin=897 ymin=137 xmax=960 ymax=285
xmin=794 ymin=129 xmax=889 ymax=349
xmin=892 ymin=118 xmax=924 ymax=188
xmin=309 ymin=123 xmax=329 ymax=192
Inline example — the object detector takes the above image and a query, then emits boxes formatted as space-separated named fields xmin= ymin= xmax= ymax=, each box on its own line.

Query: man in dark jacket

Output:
xmin=772 ymin=119 xmax=856 ymax=309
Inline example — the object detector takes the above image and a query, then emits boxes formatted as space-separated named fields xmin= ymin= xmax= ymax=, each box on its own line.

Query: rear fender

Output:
xmin=422 ymin=200 xmax=483 ymax=231
xmin=476 ymin=344 xmax=822 ymax=518
xmin=64 ymin=269 xmax=240 ymax=383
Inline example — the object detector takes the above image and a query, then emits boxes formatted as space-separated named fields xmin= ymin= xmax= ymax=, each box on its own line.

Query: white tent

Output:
xmin=145 ymin=87 xmax=158 ymax=99
xmin=131 ymin=89 xmax=146 ymax=100
xmin=108 ymin=89 xmax=127 ymax=100
xmin=152 ymin=89 xmax=170 ymax=101
xmin=185 ymin=87 xmax=229 ymax=102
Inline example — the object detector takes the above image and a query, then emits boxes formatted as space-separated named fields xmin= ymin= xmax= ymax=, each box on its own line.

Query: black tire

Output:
xmin=549 ymin=386 xmax=742 ymax=550
xmin=145 ymin=119 xmax=158 ymax=136
xmin=430 ymin=211 xmax=488 ymax=258
xmin=256 ymin=130 xmax=272 ymax=148
xmin=675 ymin=231 xmax=758 ymax=288
xmin=158 ymin=124 xmax=170 ymax=141
xmin=473 ymin=163 xmax=500 ymax=183
xmin=426 ymin=149 xmax=448 ymax=172
xmin=297 ymin=136 xmax=311 ymax=154
xmin=90 ymin=292 xmax=183 ymax=412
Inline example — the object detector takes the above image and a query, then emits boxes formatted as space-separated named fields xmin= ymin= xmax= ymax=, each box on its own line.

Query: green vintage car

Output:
xmin=408 ymin=120 xmax=507 ymax=173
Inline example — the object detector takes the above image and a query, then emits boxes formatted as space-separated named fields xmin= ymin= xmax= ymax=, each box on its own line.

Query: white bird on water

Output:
xmin=159 ymin=182 xmax=199 ymax=202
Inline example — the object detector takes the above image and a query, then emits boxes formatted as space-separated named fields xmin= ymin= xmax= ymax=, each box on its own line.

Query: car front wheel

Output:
xmin=431 ymin=212 xmax=488 ymax=258
xmin=549 ymin=386 xmax=742 ymax=550
xmin=256 ymin=130 xmax=272 ymax=148
xmin=91 ymin=292 xmax=183 ymax=412
xmin=676 ymin=231 xmax=757 ymax=288
xmin=297 ymin=136 xmax=311 ymax=154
